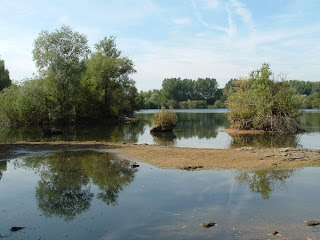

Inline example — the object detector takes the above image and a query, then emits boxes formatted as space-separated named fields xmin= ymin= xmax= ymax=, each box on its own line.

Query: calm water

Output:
xmin=0 ymin=150 xmax=320 ymax=239
xmin=0 ymin=109 xmax=319 ymax=149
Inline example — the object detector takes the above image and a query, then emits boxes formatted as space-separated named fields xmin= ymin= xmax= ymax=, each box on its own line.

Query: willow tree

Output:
xmin=83 ymin=36 xmax=136 ymax=118
xmin=227 ymin=63 xmax=302 ymax=133
xmin=32 ymin=25 xmax=90 ymax=124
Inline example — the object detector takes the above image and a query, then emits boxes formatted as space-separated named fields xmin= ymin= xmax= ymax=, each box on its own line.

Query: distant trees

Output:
xmin=288 ymin=80 xmax=320 ymax=109
xmin=195 ymin=78 xmax=218 ymax=104
xmin=141 ymin=77 xmax=219 ymax=109
xmin=227 ymin=63 xmax=302 ymax=133
xmin=138 ymin=75 xmax=320 ymax=110
xmin=0 ymin=25 xmax=138 ymax=125
xmin=0 ymin=57 xmax=11 ymax=91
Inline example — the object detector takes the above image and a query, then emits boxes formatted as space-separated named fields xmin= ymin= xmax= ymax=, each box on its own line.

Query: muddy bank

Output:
xmin=0 ymin=141 xmax=320 ymax=169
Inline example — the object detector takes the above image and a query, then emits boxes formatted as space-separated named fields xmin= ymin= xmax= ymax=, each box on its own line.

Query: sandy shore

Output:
xmin=1 ymin=141 xmax=320 ymax=170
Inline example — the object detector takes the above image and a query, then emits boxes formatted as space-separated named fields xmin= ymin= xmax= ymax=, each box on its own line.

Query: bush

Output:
xmin=227 ymin=63 xmax=302 ymax=133
xmin=179 ymin=100 xmax=207 ymax=109
xmin=211 ymin=100 xmax=225 ymax=109
xmin=153 ymin=105 xmax=178 ymax=127
xmin=0 ymin=79 xmax=50 ymax=125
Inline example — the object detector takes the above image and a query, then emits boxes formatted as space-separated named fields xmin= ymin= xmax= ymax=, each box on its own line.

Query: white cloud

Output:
xmin=198 ymin=0 xmax=220 ymax=9
xmin=172 ymin=18 xmax=192 ymax=25
xmin=230 ymin=0 xmax=253 ymax=27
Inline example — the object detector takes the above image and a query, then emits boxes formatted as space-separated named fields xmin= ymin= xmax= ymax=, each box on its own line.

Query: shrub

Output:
xmin=227 ymin=63 xmax=302 ymax=133
xmin=153 ymin=105 xmax=178 ymax=127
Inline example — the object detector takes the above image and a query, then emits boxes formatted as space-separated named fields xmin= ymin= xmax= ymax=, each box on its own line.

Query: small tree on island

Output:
xmin=227 ymin=63 xmax=303 ymax=133
xmin=150 ymin=104 xmax=178 ymax=132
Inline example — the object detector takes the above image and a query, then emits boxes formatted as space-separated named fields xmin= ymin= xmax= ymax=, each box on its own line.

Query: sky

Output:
xmin=1 ymin=0 xmax=320 ymax=91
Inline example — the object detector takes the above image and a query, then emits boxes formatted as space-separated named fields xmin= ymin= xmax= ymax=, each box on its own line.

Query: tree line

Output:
xmin=1 ymin=25 xmax=320 ymax=127
xmin=137 ymin=77 xmax=320 ymax=110
xmin=137 ymin=77 xmax=222 ymax=109
xmin=0 ymin=25 xmax=139 ymax=125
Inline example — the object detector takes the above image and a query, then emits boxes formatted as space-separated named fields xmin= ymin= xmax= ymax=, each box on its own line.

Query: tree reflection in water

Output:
xmin=230 ymin=133 xmax=300 ymax=149
xmin=235 ymin=168 xmax=297 ymax=199
xmin=0 ymin=160 xmax=7 ymax=180
xmin=17 ymin=151 xmax=137 ymax=221
xmin=151 ymin=132 xmax=177 ymax=146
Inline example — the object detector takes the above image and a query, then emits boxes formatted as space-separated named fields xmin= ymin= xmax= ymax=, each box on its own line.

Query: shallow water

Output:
xmin=1 ymin=151 xmax=320 ymax=239
xmin=0 ymin=109 xmax=319 ymax=149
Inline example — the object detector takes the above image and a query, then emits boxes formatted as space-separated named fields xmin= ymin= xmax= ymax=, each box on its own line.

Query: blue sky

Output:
xmin=1 ymin=0 xmax=320 ymax=91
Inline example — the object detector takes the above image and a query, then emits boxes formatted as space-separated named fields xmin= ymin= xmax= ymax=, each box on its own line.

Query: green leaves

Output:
xmin=227 ymin=64 xmax=302 ymax=133
xmin=32 ymin=25 xmax=90 ymax=124
xmin=0 ymin=26 xmax=139 ymax=125
xmin=83 ymin=36 xmax=137 ymax=118
xmin=0 ymin=58 xmax=11 ymax=91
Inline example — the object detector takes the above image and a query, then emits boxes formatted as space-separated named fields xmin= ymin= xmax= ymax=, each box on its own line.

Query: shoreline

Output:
xmin=0 ymin=141 xmax=320 ymax=170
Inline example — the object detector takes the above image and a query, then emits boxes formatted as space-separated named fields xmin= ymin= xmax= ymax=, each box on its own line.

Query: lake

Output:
xmin=1 ymin=109 xmax=319 ymax=149
xmin=1 ymin=150 xmax=320 ymax=240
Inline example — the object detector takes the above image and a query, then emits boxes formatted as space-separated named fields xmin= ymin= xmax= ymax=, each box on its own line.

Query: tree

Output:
xmin=0 ymin=79 xmax=50 ymax=125
xmin=161 ymin=78 xmax=184 ymax=103
xmin=195 ymin=78 xmax=218 ymax=104
xmin=32 ymin=25 xmax=90 ymax=124
xmin=84 ymin=36 xmax=136 ymax=118
xmin=0 ymin=57 xmax=11 ymax=91
xmin=227 ymin=63 xmax=302 ymax=133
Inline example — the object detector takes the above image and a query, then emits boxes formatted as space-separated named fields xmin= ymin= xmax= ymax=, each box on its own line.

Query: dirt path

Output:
xmin=0 ymin=141 xmax=320 ymax=169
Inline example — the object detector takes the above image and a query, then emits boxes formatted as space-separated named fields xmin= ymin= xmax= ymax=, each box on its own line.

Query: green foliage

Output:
xmin=83 ymin=36 xmax=136 ymax=118
xmin=33 ymin=25 xmax=90 ymax=124
xmin=179 ymin=100 xmax=207 ymax=109
xmin=140 ymin=77 xmax=219 ymax=109
xmin=227 ymin=63 xmax=302 ymax=133
xmin=0 ymin=79 xmax=51 ymax=125
xmin=211 ymin=100 xmax=225 ymax=108
xmin=195 ymin=78 xmax=218 ymax=104
xmin=153 ymin=105 xmax=178 ymax=127
xmin=0 ymin=58 xmax=11 ymax=91
xmin=0 ymin=26 xmax=139 ymax=125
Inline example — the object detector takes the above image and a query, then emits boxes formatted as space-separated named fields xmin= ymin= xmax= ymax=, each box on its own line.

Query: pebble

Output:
xmin=202 ymin=221 xmax=216 ymax=228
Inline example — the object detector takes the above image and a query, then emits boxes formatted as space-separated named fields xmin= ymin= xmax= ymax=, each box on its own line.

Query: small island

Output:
xmin=150 ymin=105 xmax=178 ymax=133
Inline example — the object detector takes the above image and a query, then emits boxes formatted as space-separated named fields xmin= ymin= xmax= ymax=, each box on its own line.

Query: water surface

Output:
xmin=0 ymin=109 xmax=319 ymax=149
xmin=0 ymin=151 xmax=320 ymax=239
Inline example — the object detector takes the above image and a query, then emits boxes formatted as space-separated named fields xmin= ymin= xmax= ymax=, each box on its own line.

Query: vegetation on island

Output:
xmin=0 ymin=25 xmax=320 ymax=129
xmin=153 ymin=105 xmax=178 ymax=127
xmin=0 ymin=25 xmax=138 ymax=126
xmin=227 ymin=63 xmax=302 ymax=133
xmin=137 ymin=73 xmax=320 ymax=111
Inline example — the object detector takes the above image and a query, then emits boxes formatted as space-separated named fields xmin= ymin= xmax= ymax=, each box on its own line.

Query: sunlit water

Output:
xmin=0 ymin=151 xmax=320 ymax=240
xmin=0 ymin=109 xmax=319 ymax=149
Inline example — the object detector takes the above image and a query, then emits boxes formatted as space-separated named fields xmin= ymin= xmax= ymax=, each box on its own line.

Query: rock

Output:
xmin=150 ymin=125 xmax=176 ymax=133
xmin=306 ymin=220 xmax=320 ymax=226
xmin=271 ymin=231 xmax=279 ymax=235
xmin=122 ymin=116 xmax=138 ymax=124
xmin=131 ymin=164 xmax=139 ymax=168
xmin=202 ymin=222 xmax=216 ymax=228
xmin=264 ymin=154 xmax=275 ymax=158
xmin=11 ymin=227 xmax=25 ymax=231
xmin=182 ymin=166 xmax=203 ymax=171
